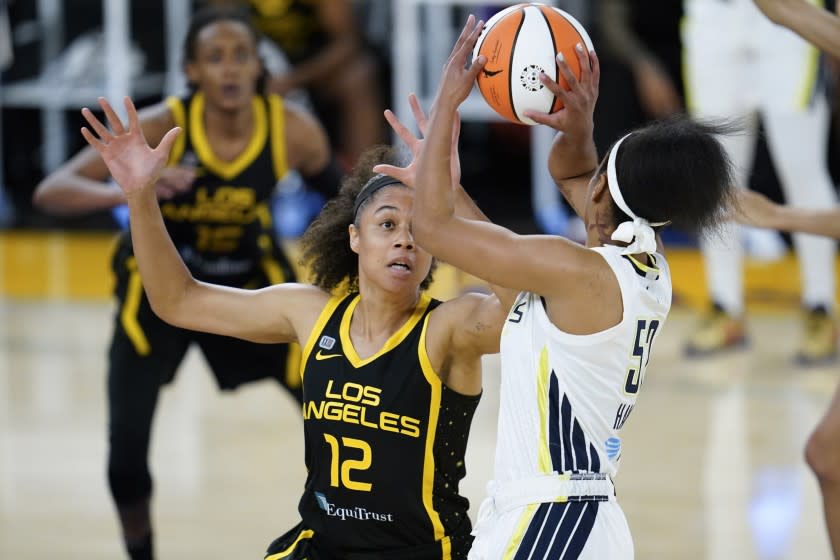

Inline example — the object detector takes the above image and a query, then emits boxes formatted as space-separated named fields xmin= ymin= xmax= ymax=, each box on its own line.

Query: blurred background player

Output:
xmin=31 ymin=6 xmax=340 ymax=559
xmin=211 ymin=0 xmax=386 ymax=168
xmin=737 ymin=0 xmax=840 ymax=554
xmin=682 ymin=0 xmax=839 ymax=363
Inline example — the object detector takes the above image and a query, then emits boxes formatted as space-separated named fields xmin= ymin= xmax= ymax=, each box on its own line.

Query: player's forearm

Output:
xmin=414 ymin=104 xmax=458 ymax=233
xmin=774 ymin=206 xmax=840 ymax=239
xmin=774 ymin=0 xmax=840 ymax=57
xmin=126 ymin=185 xmax=194 ymax=321
xmin=599 ymin=0 xmax=655 ymax=67
xmin=548 ymin=129 xmax=598 ymax=184
xmin=453 ymin=184 xmax=490 ymax=223
xmin=32 ymin=175 xmax=126 ymax=215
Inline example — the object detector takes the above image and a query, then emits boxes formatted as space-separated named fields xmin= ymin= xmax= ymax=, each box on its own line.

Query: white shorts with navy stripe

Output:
xmin=468 ymin=500 xmax=633 ymax=560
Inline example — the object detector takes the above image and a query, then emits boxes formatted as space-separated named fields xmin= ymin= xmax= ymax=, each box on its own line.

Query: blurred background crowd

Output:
xmin=4 ymin=0 xmax=837 ymax=239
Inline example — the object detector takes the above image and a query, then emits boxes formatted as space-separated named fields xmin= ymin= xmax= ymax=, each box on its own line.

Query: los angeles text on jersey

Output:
xmin=161 ymin=186 xmax=265 ymax=224
xmin=303 ymin=380 xmax=421 ymax=438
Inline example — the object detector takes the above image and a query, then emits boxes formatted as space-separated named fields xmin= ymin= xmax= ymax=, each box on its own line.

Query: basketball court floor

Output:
xmin=1 ymin=232 xmax=838 ymax=559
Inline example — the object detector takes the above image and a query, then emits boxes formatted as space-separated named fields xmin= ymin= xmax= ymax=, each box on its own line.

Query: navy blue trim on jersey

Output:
xmin=550 ymin=375 xmax=601 ymax=474
xmin=548 ymin=373 xmax=565 ymax=471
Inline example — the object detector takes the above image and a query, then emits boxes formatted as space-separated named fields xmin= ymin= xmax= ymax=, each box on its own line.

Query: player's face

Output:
xmin=350 ymin=187 xmax=434 ymax=295
xmin=185 ymin=20 xmax=261 ymax=110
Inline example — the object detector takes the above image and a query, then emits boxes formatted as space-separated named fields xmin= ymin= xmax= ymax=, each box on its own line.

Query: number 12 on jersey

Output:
xmin=323 ymin=434 xmax=373 ymax=492
xmin=624 ymin=319 xmax=660 ymax=395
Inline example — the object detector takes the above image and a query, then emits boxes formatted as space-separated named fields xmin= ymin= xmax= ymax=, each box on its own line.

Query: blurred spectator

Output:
xmin=211 ymin=0 xmax=386 ymax=168
xmin=682 ymin=0 xmax=838 ymax=363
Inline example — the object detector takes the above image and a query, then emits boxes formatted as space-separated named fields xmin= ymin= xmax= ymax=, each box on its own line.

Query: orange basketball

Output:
xmin=473 ymin=3 xmax=594 ymax=125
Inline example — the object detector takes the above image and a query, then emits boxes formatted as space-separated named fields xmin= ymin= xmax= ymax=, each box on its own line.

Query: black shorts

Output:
xmin=264 ymin=523 xmax=473 ymax=560
xmin=110 ymin=240 xmax=302 ymax=398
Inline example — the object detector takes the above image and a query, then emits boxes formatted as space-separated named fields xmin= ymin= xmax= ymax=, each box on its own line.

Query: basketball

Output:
xmin=473 ymin=3 xmax=595 ymax=125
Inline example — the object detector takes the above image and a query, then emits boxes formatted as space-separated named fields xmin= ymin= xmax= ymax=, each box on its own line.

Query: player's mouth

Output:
xmin=387 ymin=258 xmax=413 ymax=276
xmin=221 ymin=84 xmax=242 ymax=98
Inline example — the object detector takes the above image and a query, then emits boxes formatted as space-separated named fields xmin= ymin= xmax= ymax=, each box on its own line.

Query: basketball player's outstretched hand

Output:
xmin=523 ymin=45 xmax=599 ymax=135
xmin=434 ymin=15 xmax=487 ymax=111
xmin=374 ymin=93 xmax=462 ymax=189
xmin=81 ymin=96 xmax=181 ymax=198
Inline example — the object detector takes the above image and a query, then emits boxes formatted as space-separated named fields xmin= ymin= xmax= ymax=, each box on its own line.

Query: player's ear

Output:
xmin=349 ymin=224 xmax=360 ymax=254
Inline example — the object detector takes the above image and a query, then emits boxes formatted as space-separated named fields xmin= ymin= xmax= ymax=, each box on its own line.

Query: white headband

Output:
xmin=607 ymin=133 xmax=670 ymax=255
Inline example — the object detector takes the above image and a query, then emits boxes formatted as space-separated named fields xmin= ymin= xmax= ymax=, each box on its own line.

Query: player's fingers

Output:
xmin=408 ymin=93 xmax=428 ymax=136
xmin=81 ymin=107 xmax=113 ymax=141
xmin=80 ymin=127 xmax=106 ymax=152
xmin=155 ymin=127 xmax=181 ymax=158
xmin=125 ymin=97 xmax=141 ymax=132
xmin=451 ymin=14 xmax=476 ymax=58
xmin=384 ymin=110 xmax=417 ymax=147
xmin=156 ymin=184 xmax=176 ymax=200
xmin=590 ymin=50 xmax=601 ymax=92
xmin=460 ymin=18 xmax=484 ymax=60
xmin=522 ymin=110 xmax=558 ymax=127
xmin=98 ymin=97 xmax=126 ymax=135
xmin=372 ymin=164 xmax=408 ymax=183
xmin=539 ymin=71 xmax=571 ymax=104
xmin=576 ymin=44 xmax=592 ymax=85
xmin=556 ymin=52 xmax=581 ymax=94
xmin=466 ymin=55 xmax=487 ymax=82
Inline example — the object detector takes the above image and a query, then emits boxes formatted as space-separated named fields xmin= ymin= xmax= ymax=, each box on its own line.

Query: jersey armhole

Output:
xmin=299 ymin=294 xmax=345 ymax=382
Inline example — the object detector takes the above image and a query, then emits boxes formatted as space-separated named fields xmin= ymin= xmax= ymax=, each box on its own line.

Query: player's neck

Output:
xmin=352 ymin=287 xmax=420 ymax=341
xmin=203 ymin=100 xmax=254 ymax=140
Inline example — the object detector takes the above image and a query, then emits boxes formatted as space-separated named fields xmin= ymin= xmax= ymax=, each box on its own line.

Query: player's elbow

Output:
xmin=32 ymin=179 xmax=58 ymax=211
xmin=146 ymin=279 xmax=195 ymax=329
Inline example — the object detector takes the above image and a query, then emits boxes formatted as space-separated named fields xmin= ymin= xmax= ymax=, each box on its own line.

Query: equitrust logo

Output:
xmin=314 ymin=492 xmax=394 ymax=522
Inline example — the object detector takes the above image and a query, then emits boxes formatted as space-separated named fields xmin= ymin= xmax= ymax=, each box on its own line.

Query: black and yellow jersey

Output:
xmin=297 ymin=293 xmax=479 ymax=559
xmin=118 ymin=92 xmax=292 ymax=288
xmin=250 ymin=0 xmax=327 ymax=64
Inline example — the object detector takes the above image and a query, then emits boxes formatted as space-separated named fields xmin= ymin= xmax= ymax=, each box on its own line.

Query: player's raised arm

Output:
xmin=753 ymin=0 xmax=840 ymax=57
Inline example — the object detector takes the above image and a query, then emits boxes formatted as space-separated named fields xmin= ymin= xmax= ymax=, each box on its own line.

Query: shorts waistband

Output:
xmin=488 ymin=473 xmax=615 ymax=514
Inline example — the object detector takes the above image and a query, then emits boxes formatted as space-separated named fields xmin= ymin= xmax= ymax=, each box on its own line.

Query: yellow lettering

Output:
xmin=323 ymin=401 xmax=343 ymax=421
xmin=379 ymin=412 xmax=400 ymax=433
xmin=323 ymin=434 xmax=340 ymax=488
xmin=400 ymin=416 xmax=421 ymax=438
xmin=362 ymin=386 xmax=381 ymax=407
xmin=342 ymin=403 xmax=361 ymax=425
xmin=341 ymin=437 xmax=373 ymax=492
xmin=304 ymin=400 xmax=324 ymax=420
xmin=359 ymin=405 xmax=378 ymax=429
xmin=342 ymin=382 xmax=364 ymax=403
xmin=325 ymin=379 xmax=342 ymax=400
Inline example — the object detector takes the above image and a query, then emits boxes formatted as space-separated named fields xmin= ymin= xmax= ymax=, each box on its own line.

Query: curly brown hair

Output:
xmin=299 ymin=145 xmax=437 ymax=294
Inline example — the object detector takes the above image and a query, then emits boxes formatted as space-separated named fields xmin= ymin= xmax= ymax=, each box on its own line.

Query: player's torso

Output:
xmin=495 ymin=248 xmax=672 ymax=482
xmin=298 ymin=293 xmax=478 ymax=556
xmin=154 ymin=92 xmax=289 ymax=286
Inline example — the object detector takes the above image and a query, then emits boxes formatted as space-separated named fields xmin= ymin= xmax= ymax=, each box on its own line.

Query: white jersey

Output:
xmin=494 ymin=246 xmax=671 ymax=483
